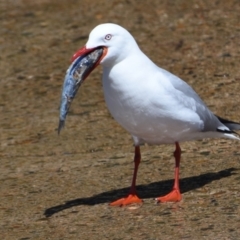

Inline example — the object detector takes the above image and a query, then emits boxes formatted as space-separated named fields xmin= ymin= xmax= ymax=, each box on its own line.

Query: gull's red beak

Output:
xmin=71 ymin=46 xmax=108 ymax=65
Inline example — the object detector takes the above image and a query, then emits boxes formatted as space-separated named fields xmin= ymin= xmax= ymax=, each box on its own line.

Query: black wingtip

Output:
xmin=58 ymin=120 xmax=65 ymax=135
xmin=215 ymin=115 xmax=239 ymax=125
xmin=216 ymin=128 xmax=239 ymax=136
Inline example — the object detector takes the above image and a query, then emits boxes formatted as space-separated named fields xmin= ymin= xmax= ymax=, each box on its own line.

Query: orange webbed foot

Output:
xmin=156 ymin=189 xmax=182 ymax=203
xmin=110 ymin=194 xmax=143 ymax=206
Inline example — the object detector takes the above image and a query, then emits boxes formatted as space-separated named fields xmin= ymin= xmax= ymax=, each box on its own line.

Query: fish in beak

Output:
xmin=58 ymin=46 xmax=107 ymax=134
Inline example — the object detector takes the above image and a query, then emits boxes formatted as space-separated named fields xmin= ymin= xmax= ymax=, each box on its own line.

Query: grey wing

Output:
xmin=160 ymin=68 xmax=229 ymax=132
xmin=160 ymin=68 xmax=206 ymax=106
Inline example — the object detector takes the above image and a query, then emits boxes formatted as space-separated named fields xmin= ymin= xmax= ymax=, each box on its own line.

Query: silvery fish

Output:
xmin=58 ymin=47 xmax=104 ymax=134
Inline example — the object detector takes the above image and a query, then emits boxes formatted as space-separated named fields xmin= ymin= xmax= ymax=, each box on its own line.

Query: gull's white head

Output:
xmin=59 ymin=24 xmax=141 ymax=134
xmin=72 ymin=23 xmax=139 ymax=67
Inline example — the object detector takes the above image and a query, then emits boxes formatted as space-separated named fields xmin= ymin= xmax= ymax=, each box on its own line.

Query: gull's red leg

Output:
xmin=156 ymin=142 xmax=182 ymax=203
xmin=110 ymin=146 xmax=143 ymax=206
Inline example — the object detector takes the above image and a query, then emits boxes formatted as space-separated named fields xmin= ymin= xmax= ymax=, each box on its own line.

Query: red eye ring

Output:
xmin=105 ymin=34 xmax=112 ymax=40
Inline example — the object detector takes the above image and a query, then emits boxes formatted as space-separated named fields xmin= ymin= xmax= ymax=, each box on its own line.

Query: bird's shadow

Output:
xmin=44 ymin=167 xmax=237 ymax=217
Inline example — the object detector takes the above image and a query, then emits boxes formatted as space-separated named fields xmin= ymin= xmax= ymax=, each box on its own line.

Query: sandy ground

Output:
xmin=1 ymin=0 xmax=240 ymax=239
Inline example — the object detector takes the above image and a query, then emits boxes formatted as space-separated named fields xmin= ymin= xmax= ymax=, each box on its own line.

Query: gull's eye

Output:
xmin=105 ymin=34 xmax=112 ymax=40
